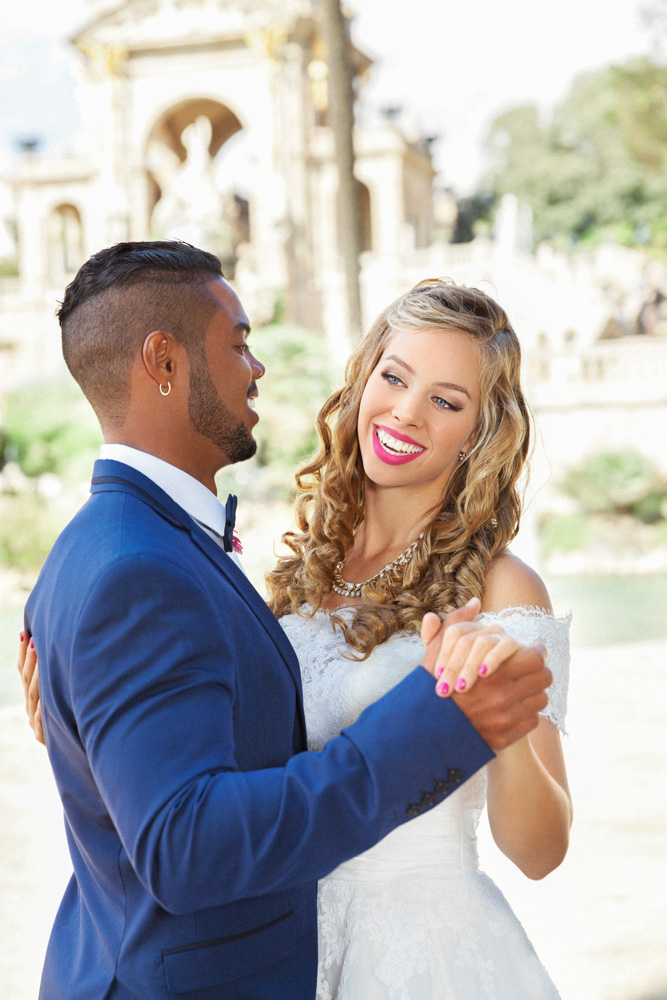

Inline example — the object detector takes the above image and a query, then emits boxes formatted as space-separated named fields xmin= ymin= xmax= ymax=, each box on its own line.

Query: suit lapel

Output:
xmin=187 ymin=524 xmax=305 ymax=699
xmin=89 ymin=461 xmax=305 ymax=717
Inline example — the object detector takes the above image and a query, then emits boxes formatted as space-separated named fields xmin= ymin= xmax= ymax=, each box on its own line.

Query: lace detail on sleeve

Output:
xmin=476 ymin=606 xmax=571 ymax=735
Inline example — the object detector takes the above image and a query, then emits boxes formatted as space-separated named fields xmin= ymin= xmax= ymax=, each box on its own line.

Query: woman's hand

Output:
xmin=420 ymin=601 xmax=525 ymax=697
xmin=18 ymin=632 xmax=44 ymax=745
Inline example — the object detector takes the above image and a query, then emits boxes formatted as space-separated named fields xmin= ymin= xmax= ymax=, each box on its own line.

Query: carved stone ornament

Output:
xmin=74 ymin=0 xmax=316 ymax=51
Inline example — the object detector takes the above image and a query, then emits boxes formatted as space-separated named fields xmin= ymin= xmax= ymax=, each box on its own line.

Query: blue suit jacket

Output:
xmin=25 ymin=460 xmax=493 ymax=999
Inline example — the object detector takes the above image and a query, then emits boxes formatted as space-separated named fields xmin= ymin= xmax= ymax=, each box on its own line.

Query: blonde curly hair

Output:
xmin=265 ymin=278 xmax=532 ymax=657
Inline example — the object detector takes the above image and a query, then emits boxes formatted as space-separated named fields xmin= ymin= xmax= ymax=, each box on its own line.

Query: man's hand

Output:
xmin=451 ymin=644 xmax=550 ymax=750
xmin=420 ymin=601 xmax=551 ymax=751
xmin=17 ymin=632 xmax=44 ymax=745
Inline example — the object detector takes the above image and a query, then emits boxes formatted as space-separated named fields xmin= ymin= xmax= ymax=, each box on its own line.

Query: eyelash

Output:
xmin=380 ymin=370 xmax=461 ymax=411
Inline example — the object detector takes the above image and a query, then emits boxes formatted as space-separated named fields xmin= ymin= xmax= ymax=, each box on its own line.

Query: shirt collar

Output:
xmin=99 ymin=444 xmax=228 ymax=539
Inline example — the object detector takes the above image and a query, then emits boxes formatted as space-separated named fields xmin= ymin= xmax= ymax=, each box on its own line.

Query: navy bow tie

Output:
xmin=223 ymin=493 xmax=238 ymax=552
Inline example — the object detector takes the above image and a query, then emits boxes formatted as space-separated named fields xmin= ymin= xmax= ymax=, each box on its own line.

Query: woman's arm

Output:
xmin=480 ymin=551 xmax=573 ymax=879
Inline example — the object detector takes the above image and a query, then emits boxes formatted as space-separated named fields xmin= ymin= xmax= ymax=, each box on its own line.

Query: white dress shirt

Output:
xmin=100 ymin=444 xmax=245 ymax=571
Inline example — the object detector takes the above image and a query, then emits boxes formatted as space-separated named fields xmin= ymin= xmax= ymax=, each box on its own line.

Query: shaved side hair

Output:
xmin=58 ymin=241 xmax=223 ymax=425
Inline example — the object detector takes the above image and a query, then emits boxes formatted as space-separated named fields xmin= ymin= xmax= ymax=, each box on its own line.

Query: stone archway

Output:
xmin=47 ymin=204 xmax=84 ymax=283
xmin=145 ymin=98 xmax=249 ymax=274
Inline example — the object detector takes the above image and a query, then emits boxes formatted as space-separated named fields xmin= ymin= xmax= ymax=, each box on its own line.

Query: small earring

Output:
xmin=458 ymin=451 xmax=467 ymax=462
xmin=159 ymin=381 xmax=171 ymax=397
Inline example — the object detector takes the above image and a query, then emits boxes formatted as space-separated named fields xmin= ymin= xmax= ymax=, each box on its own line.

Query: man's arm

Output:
xmin=28 ymin=554 xmax=494 ymax=915
xmin=24 ymin=558 xmax=550 ymax=914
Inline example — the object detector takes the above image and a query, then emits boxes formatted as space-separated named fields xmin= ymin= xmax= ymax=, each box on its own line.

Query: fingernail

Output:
xmin=456 ymin=678 xmax=466 ymax=691
xmin=478 ymin=664 xmax=488 ymax=676
xmin=29 ymin=638 xmax=34 ymax=649
xmin=533 ymin=642 xmax=547 ymax=656
xmin=435 ymin=665 xmax=444 ymax=679
xmin=19 ymin=632 xmax=24 ymax=643
xmin=437 ymin=680 xmax=450 ymax=696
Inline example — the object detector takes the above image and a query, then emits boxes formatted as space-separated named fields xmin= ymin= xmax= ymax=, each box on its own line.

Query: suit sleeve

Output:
xmin=70 ymin=554 xmax=493 ymax=915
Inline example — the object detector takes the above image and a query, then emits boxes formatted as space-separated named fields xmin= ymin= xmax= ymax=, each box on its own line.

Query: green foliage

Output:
xmin=452 ymin=192 xmax=495 ymax=243
xmin=539 ymin=512 xmax=597 ymax=554
xmin=485 ymin=58 xmax=667 ymax=250
xmin=3 ymin=378 xmax=102 ymax=480
xmin=239 ymin=323 xmax=338 ymax=498
xmin=0 ymin=493 xmax=72 ymax=571
xmin=559 ymin=451 xmax=667 ymax=521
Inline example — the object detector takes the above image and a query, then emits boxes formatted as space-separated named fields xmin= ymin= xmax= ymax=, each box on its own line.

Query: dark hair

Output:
xmin=58 ymin=240 xmax=223 ymax=425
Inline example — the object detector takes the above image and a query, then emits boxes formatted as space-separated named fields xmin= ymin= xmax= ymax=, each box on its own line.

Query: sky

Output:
xmin=0 ymin=0 xmax=659 ymax=193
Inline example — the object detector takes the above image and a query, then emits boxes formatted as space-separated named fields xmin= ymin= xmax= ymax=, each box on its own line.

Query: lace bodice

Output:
xmin=280 ymin=605 xmax=570 ymax=753
xmin=279 ymin=606 xmax=569 ymax=999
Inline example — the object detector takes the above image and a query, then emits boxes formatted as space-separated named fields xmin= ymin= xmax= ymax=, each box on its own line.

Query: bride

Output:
xmin=265 ymin=278 xmax=572 ymax=999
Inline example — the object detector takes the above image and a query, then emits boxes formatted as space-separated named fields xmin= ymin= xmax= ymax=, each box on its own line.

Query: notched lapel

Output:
xmin=89 ymin=460 xmax=305 ymax=724
xmin=188 ymin=526 xmax=305 ymax=703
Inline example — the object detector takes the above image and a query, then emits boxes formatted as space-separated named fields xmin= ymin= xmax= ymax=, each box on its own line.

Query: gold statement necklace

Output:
xmin=331 ymin=534 xmax=424 ymax=598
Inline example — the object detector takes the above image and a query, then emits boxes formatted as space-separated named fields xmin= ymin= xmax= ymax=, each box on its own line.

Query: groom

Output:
xmin=24 ymin=241 xmax=550 ymax=1000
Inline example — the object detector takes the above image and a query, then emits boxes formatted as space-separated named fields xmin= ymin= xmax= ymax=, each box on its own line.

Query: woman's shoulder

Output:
xmin=481 ymin=549 xmax=551 ymax=615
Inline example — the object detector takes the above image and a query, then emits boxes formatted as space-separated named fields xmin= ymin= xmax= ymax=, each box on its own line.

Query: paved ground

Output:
xmin=1 ymin=638 xmax=666 ymax=1000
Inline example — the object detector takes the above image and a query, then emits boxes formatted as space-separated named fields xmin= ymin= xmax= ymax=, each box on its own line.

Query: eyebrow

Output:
xmin=383 ymin=354 xmax=471 ymax=399
xmin=233 ymin=322 xmax=251 ymax=337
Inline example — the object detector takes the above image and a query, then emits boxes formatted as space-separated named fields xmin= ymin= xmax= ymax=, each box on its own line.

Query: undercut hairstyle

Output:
xmin=58 ymin=240 xmax=223 ymax=425
xmin=266 ymin=278 xmax=532 ymax=659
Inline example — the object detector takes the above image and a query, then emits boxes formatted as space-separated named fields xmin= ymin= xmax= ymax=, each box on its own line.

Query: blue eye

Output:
xmin=381 ymin=371 xmax=403 ymax=386
xmin=433 ymin=396 xmax=462 ymax=411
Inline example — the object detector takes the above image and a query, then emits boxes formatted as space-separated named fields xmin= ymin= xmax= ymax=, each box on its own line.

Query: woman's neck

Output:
xmin=357 ymin=483 xmax=435 ymax=559
xmin=340 ymin=492 xmax=429 ymax=583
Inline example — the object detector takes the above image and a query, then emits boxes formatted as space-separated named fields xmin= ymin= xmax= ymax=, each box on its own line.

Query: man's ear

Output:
xmin=142 ymin=331 xmax=180 ymax=390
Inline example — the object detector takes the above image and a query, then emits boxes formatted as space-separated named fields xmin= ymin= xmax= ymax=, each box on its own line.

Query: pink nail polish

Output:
xmin=437 ymin=680 xmax=450 ymax=696
xmin=478 ymin=664 xmax=488 ymax=676
xmin=456 ymin=678 xmax=466 ymax=691
xmin=29 ymin=638 xmax=34 ymax=649
xmin=435 ymin=665 xmax=444 ymax=679
xmin=19 ymin=632 xmax=24 ymax=643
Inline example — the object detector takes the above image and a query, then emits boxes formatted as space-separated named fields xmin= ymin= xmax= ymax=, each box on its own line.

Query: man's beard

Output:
xmin=187 ymin=349 xmax=257 ymax=465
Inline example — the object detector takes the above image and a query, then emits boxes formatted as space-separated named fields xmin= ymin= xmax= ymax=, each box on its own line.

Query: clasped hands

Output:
xmin=419 ymin=597 xmax=552 ymax=751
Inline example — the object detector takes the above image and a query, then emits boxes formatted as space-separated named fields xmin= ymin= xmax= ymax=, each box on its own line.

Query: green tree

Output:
xmin=485 ymin=58 xmax=667 ymax=249
xmin=560 ymin=451 xmax=667 ymax=523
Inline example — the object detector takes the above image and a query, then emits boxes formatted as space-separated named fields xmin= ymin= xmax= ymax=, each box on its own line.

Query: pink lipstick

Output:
xmin=372 ymin=424 xmax=425 ymax=466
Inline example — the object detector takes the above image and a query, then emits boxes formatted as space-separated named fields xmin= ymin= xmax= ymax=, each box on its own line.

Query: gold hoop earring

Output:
xmin=159 ymin=381 xmax=171 ymax=397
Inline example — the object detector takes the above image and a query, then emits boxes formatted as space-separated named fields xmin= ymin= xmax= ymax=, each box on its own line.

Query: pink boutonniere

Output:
xmin=232 ymin=531 xmax=243 ymax=555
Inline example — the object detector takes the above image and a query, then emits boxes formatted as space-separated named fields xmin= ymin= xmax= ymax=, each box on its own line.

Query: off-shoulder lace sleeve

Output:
xmin=476 ymin=606 xmax=571 ymax=735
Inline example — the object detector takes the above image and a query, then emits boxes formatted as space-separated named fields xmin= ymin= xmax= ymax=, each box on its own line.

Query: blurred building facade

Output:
xmin=0 ymin=0 xmax=666 ymax=487
xmin=0 ymin=0 xmax=434 ymax=366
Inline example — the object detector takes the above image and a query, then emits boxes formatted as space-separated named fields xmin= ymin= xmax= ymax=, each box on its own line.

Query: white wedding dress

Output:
xmin=280 ymin=605 xmax=570 ymax=1000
